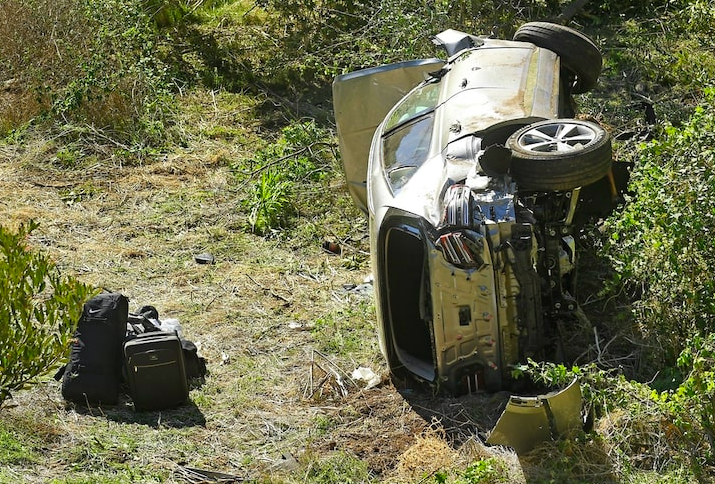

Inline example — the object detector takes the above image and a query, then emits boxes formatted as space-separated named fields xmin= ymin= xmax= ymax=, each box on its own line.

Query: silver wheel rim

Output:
xmin=518 ymin=122 xmax=597 ymax=153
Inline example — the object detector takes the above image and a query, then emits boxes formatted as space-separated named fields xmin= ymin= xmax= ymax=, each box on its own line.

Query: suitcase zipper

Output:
xmin=132 ymin=360 xmax=177 ymax=372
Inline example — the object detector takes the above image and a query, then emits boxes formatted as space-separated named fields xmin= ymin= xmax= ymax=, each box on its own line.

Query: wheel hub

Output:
xmin=519 ymin=122 xmax=597 ymax=153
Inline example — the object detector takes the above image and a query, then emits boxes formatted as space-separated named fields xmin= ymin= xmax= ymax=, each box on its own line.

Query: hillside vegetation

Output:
xmin=2 ymin=0 xmax=715 ymax=482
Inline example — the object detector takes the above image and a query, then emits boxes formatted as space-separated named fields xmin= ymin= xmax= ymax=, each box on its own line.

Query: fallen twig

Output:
xmin=174 ymin=464 xmax=244 ymax=483
xmin=245 ymin=274 xmax=292 ymax=303
xmin=305 ymin=349 xmax=360 ymax=400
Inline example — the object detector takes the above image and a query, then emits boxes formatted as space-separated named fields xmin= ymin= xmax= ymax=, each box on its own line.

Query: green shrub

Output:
xmin=591 ymin=0 xmax=688 ymax=18
xmin=515 ymin=361 xmax=705 ymax=477
xmin=0 ymin=221 xmax=95 ymax=407
xmin=240 ymin=121 xmax=336 ymax=234
xmin=250 ymin=0 xmax=566 ymax=88
xmin=0 ymin=0 xmax=173 ymax=150
xmin=456 ymin=458 xmax=508 ymax=484
xmin=245 ymin=169 xmax=292 ymax=235
xmin=605 ymin=88 xmax=715 ymax=363
xmin=655 ymin=332 xmax=715 ymax=469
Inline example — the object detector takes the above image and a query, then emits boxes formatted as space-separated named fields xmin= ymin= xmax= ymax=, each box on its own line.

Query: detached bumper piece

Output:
xmin=486 ymin=378 xmax=583 ymax=454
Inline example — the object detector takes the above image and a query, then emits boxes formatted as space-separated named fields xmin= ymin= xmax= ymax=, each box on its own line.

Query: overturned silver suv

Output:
xmin=333 ymin=22 xmax=622 ymax=395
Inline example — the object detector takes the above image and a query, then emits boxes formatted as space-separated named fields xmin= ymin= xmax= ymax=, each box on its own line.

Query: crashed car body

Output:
xmin=333 ymin=23 xmax=621 ymax=395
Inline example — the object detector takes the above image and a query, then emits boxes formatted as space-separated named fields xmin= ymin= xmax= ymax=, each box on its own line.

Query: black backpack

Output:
xmin=55 ymin=293 xmax=129 ymax=405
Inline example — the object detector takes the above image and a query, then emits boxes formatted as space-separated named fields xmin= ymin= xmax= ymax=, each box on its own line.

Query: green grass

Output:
xmin=312 ymin=300 xmax=378 ymax=357
xmin=0 ymin=427 xmax=40 ymax=466
xmin=303 ymin=451 xmax=375 ymax=484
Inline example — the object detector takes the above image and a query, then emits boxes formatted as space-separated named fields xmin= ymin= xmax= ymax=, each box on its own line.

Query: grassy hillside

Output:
xmin=2 ymin=0 xmax=715 ymax=482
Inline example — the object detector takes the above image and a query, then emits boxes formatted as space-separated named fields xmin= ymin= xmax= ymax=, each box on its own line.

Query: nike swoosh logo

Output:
xmin=88 ymin=308 xmax=102 ymax=314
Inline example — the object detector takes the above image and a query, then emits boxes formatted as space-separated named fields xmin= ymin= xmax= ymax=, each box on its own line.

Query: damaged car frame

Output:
xmin=333 ymin=22 xmax=625 ymax=396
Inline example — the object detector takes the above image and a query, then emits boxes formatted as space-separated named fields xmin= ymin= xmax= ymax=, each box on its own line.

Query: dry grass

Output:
xmin=395 ymin=428 xmax=461 ymax=481
xmin=0 ymin=88 xmax=429 ymax=483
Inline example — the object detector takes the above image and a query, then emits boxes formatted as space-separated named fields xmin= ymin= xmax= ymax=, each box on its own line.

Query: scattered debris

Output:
xmin=288 ymin=321 xmax=311 ymax=330
xmin=322 ymin=240 xmax=342 ymax=255
xmin=159 ymin=318 xmax=184 ymax=338
xmin=351 ymin=366 xmax=381 ymax=389
xmin=487 ymin=378 xmax=583 ymax=454
xmin=304 ymin=350 xmax=356 ymax=401
xmin=346 ymin=283 xmax=373 ymax=297
xmin=270 ymin=452 xmax=299 ymax=472
xmin=194 ymin=252 xmax=215 ymax=264
xmin=342 ymin=277 xmax=374 ymax=298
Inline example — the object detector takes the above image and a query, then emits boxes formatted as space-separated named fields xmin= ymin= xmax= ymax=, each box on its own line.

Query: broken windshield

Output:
xmin=384 ymin=80 xmax=441 ymax=132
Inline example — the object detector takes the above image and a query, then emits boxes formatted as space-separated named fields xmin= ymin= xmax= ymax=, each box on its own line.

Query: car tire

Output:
xmin=506 ymin=119 xmax=612 ymax=191
xmin=513 ymin=22 xmax=601 ymax=94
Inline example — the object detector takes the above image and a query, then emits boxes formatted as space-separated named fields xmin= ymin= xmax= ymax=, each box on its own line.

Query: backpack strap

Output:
xmin=127 ymin=313 xmax=160 ymax=336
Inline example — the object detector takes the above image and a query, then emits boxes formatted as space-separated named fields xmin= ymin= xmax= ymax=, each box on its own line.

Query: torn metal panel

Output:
xmin=486 ymin=378 xmax=582 ymax=454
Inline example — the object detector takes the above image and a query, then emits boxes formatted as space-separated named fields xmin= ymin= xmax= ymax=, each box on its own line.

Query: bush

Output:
xmin=0 ymin=0 xmax=173 ymax=149
xmin=239 ymin=121 xmax=336 ymax=234
xmin=655 ymin=332 xmax=715 ymax=469
xmin=605 ymin=88 xmax=715 ymax=364
xmin=0 ymin=222 xmax=95 ymax=407
xmin=517 ymin=360 xmax=710 ymax=477
xmin=249 ymin=0 xmax=568 ymax=88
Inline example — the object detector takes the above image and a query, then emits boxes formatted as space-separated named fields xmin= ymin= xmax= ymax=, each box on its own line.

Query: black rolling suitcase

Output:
xmin=123 ymin=331 xmax=189 ymax=410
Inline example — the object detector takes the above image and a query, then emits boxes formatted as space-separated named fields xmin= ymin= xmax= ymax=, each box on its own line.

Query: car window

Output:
xmin=384 ymin=81 xmax=441 ymax=132
xmin=382 ymin=113 xmax=435 ymax=190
